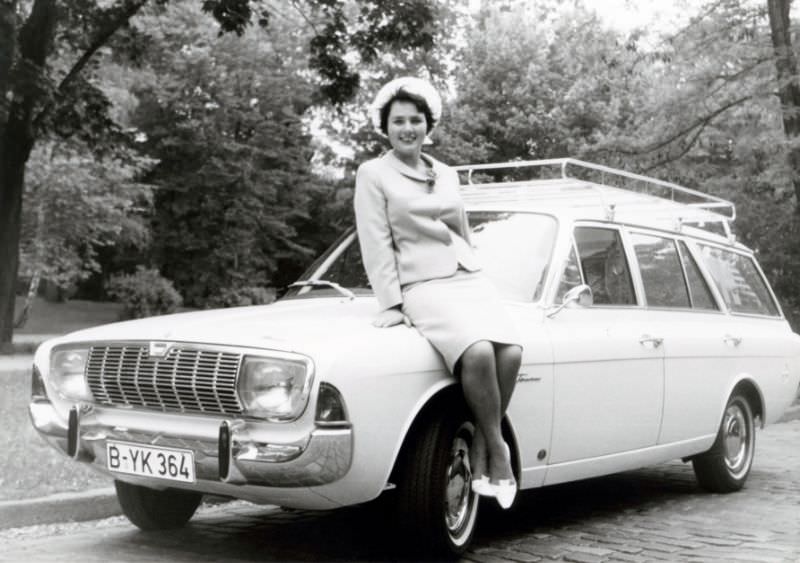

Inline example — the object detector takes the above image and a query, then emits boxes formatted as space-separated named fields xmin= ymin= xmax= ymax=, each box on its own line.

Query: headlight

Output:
xmin=50 ymin=348 xmax=93 ymax=401
xmin=237 ymin=355 xmax=313 ymax=421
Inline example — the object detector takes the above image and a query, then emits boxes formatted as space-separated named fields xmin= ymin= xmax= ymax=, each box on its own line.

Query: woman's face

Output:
xmin=386 ymin=100 xmax=428 ymax=159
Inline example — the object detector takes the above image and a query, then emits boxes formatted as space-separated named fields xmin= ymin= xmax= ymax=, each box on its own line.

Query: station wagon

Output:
xmin=29 ymin=159 xmax=800 ymax=557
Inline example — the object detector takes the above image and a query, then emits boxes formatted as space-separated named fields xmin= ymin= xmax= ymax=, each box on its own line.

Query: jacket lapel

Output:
xmin=383 ymin=151 xmax=436 ymax=182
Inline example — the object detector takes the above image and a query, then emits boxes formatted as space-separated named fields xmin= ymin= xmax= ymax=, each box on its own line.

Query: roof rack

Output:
xmin=453 ymin=158 xmax=736 ymax=224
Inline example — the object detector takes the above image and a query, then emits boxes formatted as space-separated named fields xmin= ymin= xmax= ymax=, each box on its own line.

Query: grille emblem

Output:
xmin=148 ymin=342 xmax=172 ymax=358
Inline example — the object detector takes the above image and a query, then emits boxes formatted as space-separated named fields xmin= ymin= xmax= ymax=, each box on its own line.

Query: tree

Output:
xmin=131 ymin=2 xmax=324 ymax=305
xmin=767 ymin=0 xmax=800 ymax=204
xmin=582 ymin=0 xmax=800 ymax=325
xmin=435 ymin=0 xmax=800 ymax=326
xmin=18 ymin=136 xmax=153 ymax=306
xmin=435 ymin=2 xmax=638 ymax=170
xmin=0 ymin=0 xmax=443 ymax=345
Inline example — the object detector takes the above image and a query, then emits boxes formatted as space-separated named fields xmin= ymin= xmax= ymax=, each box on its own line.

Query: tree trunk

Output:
xmin=0 ymin=139 xmax=28 ymax=344
xmin=0 ymin=1 xmax=17 ymax=107
xmin=0 ymin=0 xmax=57 ymax=344
xmin=767 ymin=0 xmax=800 ymax=208
xmin=13 ymin=270 xmax=40 ymax=329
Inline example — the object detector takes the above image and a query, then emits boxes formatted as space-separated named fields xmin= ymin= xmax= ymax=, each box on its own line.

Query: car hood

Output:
xmin=42 ymin=296 xmax=546 ymax=377
xmin=47 ymin=297 xmax=400 ymax=360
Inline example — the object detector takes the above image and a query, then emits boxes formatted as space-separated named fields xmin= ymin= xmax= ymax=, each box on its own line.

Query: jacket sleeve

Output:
xmin=354 ymin=162 xmax=403 ymax=311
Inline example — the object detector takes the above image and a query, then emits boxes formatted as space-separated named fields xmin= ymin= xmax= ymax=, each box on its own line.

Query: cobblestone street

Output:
xmin=1 ymin=420 xmax=798 ymax=562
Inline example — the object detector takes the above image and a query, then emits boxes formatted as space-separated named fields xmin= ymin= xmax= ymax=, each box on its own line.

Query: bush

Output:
xmin=106 ymin=267 xmax=183 ymax=320
xmin=206 ymin=286 xmax=276 ymax=309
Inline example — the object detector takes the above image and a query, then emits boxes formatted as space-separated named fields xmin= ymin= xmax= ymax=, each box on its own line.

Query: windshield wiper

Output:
xmin=288 ymin=280 xmax=356 ymax=300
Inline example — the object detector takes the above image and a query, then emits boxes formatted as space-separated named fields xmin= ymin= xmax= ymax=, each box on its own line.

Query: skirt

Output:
xmin=401 ymin=269 xmax=522 ymax=374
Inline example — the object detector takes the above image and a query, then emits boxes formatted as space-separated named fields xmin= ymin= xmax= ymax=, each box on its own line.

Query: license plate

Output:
xmin=107 ymin=441 xmax=196 ymax=483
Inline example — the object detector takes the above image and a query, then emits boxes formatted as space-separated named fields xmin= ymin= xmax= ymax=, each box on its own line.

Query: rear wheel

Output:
xmin=115 ymin=480 xmax=203 ymax=530
xmin=692 ymin=393 xmax=755 ymax=493
xmin=393 ymin=408 xmax=479 ymax=558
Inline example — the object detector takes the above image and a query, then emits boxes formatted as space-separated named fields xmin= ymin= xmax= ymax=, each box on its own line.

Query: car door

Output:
xmin=468 ymin=211 xmax=558 ymax=488
xmin=625 ymin=232 xmax=734 ymax=446
xmin=545 ymin=225 xmax=664 ymax=468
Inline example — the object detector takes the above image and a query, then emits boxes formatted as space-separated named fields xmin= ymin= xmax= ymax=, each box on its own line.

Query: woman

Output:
xmin=353 ymin=77 xmax=523 ymax=509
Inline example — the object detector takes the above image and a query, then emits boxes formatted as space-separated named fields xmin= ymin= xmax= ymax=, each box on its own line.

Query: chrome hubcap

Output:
xmin=444 ymin=425 xmax=477 ymax=542
xmin=722 ymin=402 xmax=752 ymax=477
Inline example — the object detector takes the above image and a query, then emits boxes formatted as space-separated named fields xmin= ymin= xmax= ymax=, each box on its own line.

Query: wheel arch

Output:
xmin=388 ymin=384 xmax=521 ymax=483
xmin=726 ymin=377 xmax=765 ymax=429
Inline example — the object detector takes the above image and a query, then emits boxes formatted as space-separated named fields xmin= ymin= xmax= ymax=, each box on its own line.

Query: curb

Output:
xmin=0 ymin=488 xmax=120 ymax=530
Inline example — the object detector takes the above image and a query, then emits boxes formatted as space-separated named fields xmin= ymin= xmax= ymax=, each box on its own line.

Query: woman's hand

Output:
xmin=373 ymin=307 xmax=412 ymax=328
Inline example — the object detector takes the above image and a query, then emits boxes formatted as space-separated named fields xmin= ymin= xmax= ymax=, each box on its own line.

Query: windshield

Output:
xmin=283 ymin=212 xmax=558 ymax=303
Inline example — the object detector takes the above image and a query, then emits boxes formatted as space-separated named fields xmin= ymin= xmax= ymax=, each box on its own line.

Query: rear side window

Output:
xmin=678 ymin=241 xmax=718 ymax=310
xmin=698 ymin=245 xmax=779 ymax=316
xmin=574 ymin=227 xmax=636 ymax=306
xmin=631 ymin=233 xmax=690 ymax=308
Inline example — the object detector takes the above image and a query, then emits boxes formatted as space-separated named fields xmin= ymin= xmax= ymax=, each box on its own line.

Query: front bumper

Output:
xmin=29 ymin=399 xmax=353 ymax=489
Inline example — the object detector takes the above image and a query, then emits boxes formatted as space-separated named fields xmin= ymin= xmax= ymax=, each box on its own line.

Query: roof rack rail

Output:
xmin=452 ymin=158 xmax=736 ymax=222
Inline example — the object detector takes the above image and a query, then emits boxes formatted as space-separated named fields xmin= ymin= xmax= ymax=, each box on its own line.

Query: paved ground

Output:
xmin=1 ymin=421 xmax=798 ymax=563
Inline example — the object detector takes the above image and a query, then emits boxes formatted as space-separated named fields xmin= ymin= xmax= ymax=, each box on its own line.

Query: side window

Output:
xmin=698 ymin=245 xmax=780 ymax=316
xmin=555 ymin=244 xmax=583 ymax=302
xmin=574 ymin=227 xmax=636 ymax=306
xmin=678 ymin=241 xmax=718 ymax=310
xmin=631 ymin=233 xmax=690 ymax=308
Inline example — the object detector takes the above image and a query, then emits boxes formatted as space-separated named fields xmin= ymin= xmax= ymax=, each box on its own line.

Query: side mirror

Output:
xmin=547 ymin=284 xmax=593 ymax=318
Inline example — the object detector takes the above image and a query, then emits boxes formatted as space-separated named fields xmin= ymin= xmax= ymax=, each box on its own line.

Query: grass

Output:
xmin=0 ymin=297 xmax=123 ymax=499
xmin=0 ymin=368 xmax=110 ymax=501
xmin=1 ymin=297 xmax=123 ymax=354
xmin=13 ymin=296 xmax=123 ymax=335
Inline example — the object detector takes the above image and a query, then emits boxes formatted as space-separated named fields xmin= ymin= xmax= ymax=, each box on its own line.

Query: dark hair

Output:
xmin=379 ymin=90 xmax=435 ymax=135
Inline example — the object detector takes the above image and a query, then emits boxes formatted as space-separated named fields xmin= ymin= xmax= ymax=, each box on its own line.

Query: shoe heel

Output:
xmin=471 ymin=475 xmax=494 ymax=497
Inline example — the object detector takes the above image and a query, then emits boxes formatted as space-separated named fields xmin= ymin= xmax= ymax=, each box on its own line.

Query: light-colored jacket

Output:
xmin=354 ymin=150 xmax=480 ymax=311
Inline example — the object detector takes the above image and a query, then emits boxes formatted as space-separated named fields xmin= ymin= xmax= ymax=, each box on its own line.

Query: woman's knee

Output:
xmin=460 ymin=341 xmax=495 ymax=373
xmin=497 ymin=344 xmax=522 ymax=370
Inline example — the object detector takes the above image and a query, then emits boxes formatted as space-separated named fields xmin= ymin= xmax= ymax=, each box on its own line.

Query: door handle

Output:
xmin=639 ymin=334 xmax=663 ymax=348
xmin=723 ymin=334 xmax=742 ymax=347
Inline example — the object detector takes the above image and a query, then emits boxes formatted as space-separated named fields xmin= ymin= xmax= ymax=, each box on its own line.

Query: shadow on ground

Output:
xmin=99 ymin=462 xmax=711 ymax=562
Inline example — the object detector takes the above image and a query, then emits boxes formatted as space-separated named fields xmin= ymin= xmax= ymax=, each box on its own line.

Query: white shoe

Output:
xmin=494 ymin=442 xmax=516 ymax=509
xmin=493 ymin=478 xmax=517 ymax=509
xmin=471 ymin=474 xmax=494 ymax=497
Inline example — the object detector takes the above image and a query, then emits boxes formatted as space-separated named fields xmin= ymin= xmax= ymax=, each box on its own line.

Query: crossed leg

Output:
xmin=462 ymin=341 xmax=522 ymax=484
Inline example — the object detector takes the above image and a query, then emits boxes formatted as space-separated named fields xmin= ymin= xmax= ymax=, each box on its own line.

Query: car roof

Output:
xmin=456 ymin=159 xmax=746 ymax=250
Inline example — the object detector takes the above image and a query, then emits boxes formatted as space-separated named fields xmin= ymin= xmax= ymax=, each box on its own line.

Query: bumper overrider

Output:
xmin=29 ymin=399 xmax=353 ymax=488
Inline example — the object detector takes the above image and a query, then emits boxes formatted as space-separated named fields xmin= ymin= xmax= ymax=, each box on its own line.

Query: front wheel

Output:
xmin=115 ymin=480 xmax=203 ymax=530
xmin=692 ymin=393 xmax=755 ymax=493
xmin=393 ymin=408 xmax=479 ymax=558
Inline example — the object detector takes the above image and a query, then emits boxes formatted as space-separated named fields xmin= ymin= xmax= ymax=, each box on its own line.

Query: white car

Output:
xmin=29 ymin=159 xmax=800 ymax=557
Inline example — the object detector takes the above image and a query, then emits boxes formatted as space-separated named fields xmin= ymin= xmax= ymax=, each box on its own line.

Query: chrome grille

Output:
xmin=86 ymin=344 xmax=243 ymax=415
